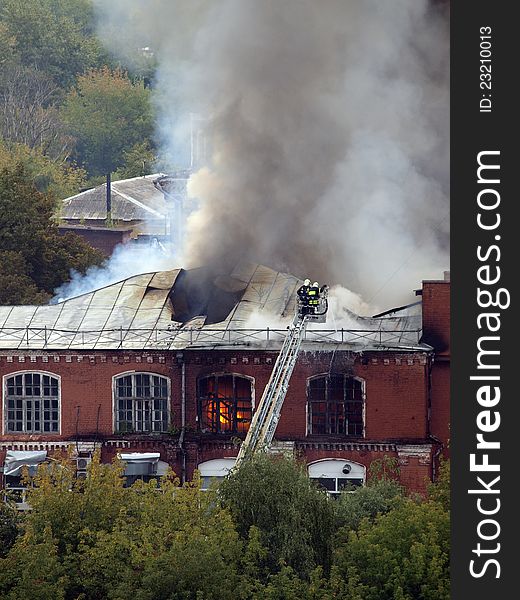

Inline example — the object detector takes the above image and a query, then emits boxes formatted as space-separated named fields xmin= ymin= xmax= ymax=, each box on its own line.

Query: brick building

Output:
xmin=0 ymin=264 xmax=450 ymax=499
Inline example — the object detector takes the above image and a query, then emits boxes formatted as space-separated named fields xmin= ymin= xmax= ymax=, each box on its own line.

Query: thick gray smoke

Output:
xmin=94 ymin=0 xmax=449 ymax=307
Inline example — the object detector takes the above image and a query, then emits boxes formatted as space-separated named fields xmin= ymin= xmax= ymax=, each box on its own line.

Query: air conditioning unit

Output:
xmin=75 ymin=456 xmax=92 ymax=477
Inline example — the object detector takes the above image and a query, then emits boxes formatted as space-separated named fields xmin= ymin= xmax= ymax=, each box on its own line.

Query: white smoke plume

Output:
xmin=245 ymin=284 xmax=374 ymax=331
xmin=93 ymin=0 xmax=449 ymax=308
xmin=53 ymin=243 xmax=178 ymax=302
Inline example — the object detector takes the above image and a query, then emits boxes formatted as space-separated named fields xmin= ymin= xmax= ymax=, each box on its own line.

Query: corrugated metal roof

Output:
xmin=0 ymin=263 xmax=427 ymax=351
xmin=61 ymin=174 xmax=168 ymax=223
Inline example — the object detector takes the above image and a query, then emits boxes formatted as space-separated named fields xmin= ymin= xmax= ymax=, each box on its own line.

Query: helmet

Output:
xmin=303 ymin=278 xmax=311 ymax=286
xmin=312 ymin=281 xmax=319 ymax=288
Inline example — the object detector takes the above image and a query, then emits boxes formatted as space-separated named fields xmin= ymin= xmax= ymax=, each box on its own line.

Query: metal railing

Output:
xmin=0 ymin=325 xmax=423 ymax=350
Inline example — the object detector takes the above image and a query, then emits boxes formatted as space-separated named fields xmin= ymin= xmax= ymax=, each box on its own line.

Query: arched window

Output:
xmin=198 ymin=374 xmax=253 ymax=434
xmin=4 ymin=372 xmax=60 ymax=433
xmin=307 ymin=375 xmax=365 ymax=436
xmin=198 ymin=458 xmax=236 ymax=490
xmin=114 ymin=373 xmax=169 ymax=433
xmin=308 ymin=459 xmax=366 ymax=497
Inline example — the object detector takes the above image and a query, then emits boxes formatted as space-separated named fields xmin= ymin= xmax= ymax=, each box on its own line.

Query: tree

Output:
xmin=114 ymin=140 xmax=157 ymax=180
xmin=0 ymin=503 xmax=20 ymax=558
xmin=0 ymin=65 xmax=73 ymax=160
xmin=0 ymin=0 xmax=106 ymax=88
xmin=218 ymin=455 xmax=335 ymax=579
xmin=0 ymin=251 xmax=49 ymax=305
xmin=428 ymin=458 xmax=450 ymax=511
xmin=0 ymin=454 xmax=245 ymax=600
xmin=0 ymin=22 xmax=17 ymax=68
xmin=0 ymin=164 xmax=104 ymax=304
xmin=334 ymin=456 xmax=404 ymax=532
xmin=61 ymin=67 xmax=155 ymax=177
xmin=0 ymin=453 xmax=451 ymax=599
xmin=0 ymin=524 xmax=67 ymax=600
xmin=334 ymin=477 xmax=404 ymax=532
xmin=0 ymin=141 xmax=86 ymax=199
xmin=334 ymin=497 xmax=450 ymax=600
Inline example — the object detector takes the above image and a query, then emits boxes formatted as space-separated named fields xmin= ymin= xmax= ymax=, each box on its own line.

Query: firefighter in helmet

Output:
xmin=307 ymin=281 xmax=321 ymax=313
xmin=297 ymin=279 xmax=312 ymax=316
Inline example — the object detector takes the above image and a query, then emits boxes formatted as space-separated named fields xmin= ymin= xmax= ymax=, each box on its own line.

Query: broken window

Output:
xmin=114 ymin=373 xmax=169 ymax=433
xmin=5 ymin=373 xmax=59 ymax=433
xmin=198 ymin=374 xmax=253 ymax=434
xmin=308 ymin=375 xmax=364 ymax=436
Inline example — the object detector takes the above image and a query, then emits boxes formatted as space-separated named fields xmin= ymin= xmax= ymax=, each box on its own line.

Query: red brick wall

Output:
xmin=421 ymin=279 xmax=450 ymax=456
xmin=0 ymin=348 xmax=436 ymax=495
xmin=0 ymin=350 xmax=432 ymax=442
xmin=430 ymin=360 xmax=450 ymax=451
xmin=421 ymin=280 xmax=450 ymax=356
xmin=58 ymin=227 xmax=133 ymax=257
xmin=0 ymin=355 xmax=172 ymax=441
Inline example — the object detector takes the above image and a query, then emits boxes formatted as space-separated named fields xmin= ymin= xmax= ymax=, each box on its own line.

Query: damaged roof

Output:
xmin=61 ymin=174 xmax=168 ymax=224
xmin=0 ymin=263 xmax=426 ymax=351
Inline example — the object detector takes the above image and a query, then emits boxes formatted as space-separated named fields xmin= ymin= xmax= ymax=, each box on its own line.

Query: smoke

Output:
xmin=53 ymin=243 xmax=177 ymax=302
xmin=245 ymin=284 xmax=374 ymax=330
xmin=93 ymin=0 xmax=449 ymax=307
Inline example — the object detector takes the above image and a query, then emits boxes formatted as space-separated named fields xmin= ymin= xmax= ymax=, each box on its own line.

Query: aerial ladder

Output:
xmin=235 ymin=281 xmax=328 ymax=468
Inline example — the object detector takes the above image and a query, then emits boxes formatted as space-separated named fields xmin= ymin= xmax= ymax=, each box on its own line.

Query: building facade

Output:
xmin=0 ymin=264 xmax=450 ymax=497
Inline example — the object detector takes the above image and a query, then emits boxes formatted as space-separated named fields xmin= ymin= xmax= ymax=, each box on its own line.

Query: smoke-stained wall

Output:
xmin=93 ymin=0 xmax=449 ymax=306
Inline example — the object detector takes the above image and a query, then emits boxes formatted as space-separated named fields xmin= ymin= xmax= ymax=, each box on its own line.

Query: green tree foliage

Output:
xmin=61 ymin=67 xmax=155 ymax=177
xmin=0 ymin=454 xmax=244 ymax=600
xmin=0 ymin=0 xmax=105 ymax=88
xmin=218 ymin=454 xmax=335 ymax=579
xmin=0 ymin=22 xmax=17 ymax=67
xmin=428 ymin=458 xmax=450 ymax=511
xmin=114 ymin=140 xmax=157 ymax=180
xmin=0 ymin=164 xmax=104 ymax=304
xmin=334 ymin=478 xmax=405 ymax=532
xmin=0 ymin=455 xmax=451 ymax=599
xmin=0 ymin=503 xmax=20 ymax=558
xmin=0 ymin=141 xmax=86 ymax=199
xmin=334 ymin=497 xmax=450 ymax=600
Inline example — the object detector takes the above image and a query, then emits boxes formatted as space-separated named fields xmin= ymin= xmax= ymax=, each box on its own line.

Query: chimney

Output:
xmin=106 ymin=172 xmax=112 ymax=225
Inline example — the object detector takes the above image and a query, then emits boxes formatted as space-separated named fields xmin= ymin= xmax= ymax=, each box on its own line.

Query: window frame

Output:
xmin=2 ymin=371 xmax=61 ymax=435
xmin=197 ymin=458 xmax=237 ymax=490
xmin=112 ymin=372 xmax=171 ymax=434
xmin=306 ymin=374 xmax=366 ymax=437
xmin=197 ymin=372 xmax=255 ymax=434
xmin=308 ymin=458 xmax=366 ymax=497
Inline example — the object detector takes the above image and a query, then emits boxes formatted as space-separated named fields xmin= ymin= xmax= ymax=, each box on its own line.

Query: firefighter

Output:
xmin=307 ymin=281 xmax=321 ymax=314
xmin=297 ymin=279 xmax=312 ymax=316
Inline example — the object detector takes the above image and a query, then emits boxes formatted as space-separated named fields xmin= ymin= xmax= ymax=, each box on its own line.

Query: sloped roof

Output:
xmin=0 ymin=263 xmax=427 ymax=351
xmin=61 ymin=174 xmax=168 ymax=223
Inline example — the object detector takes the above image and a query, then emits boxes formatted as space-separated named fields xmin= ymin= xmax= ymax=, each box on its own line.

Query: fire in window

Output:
xmin=198 ymin=374 xmax=253 ymax=434
xmin=308 ymin=375 xmax=364 ymax=436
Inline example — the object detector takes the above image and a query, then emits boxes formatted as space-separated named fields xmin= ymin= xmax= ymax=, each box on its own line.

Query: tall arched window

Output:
xmin=114 ymin=373 xmax=169 ymax=433
xmin=198 ymin=374 xmax=253 ymax=434
xmin=4 ymin=372 xmax=60 ymax=433
xmin=307 ymin=375 xmax=365 ymax=436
